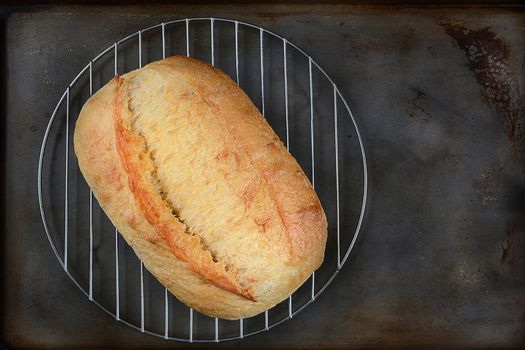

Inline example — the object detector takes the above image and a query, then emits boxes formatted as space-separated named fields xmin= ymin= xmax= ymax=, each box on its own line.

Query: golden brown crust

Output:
xmin=160 ymin=57 xmax=327 ymax=266
xmin=113 ymin=76 xmax=255 ymax=301
xmin=74 ymin=56 xmax=327 ymax=319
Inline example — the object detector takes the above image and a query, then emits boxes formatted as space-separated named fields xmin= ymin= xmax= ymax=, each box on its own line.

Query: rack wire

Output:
xmin=37 ymin=17 xmax=368 ymax=342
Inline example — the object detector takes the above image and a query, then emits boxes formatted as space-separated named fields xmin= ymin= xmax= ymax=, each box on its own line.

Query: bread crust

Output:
xmin=74 ymin=56 xmax=327 ymax=319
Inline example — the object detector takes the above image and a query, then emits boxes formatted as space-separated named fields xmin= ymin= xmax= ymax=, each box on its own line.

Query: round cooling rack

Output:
xmin=37 ymin=18 xmax=368 ymax=342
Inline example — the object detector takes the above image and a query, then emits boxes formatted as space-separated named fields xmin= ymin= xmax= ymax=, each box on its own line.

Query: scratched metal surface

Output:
xmin=2 ymin=4 xmax=525 ymax=349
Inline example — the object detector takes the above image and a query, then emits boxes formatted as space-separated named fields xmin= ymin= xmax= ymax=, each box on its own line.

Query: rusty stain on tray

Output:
xmin=408 ymin=88 xmax=431 ymax=121
xmin=501 ymin=219 xmax=525 ymax=275
xmin=473 ymin=164 xmax=503 ymax=204
xmin=437 ymin=16 xmax=524 ymax=162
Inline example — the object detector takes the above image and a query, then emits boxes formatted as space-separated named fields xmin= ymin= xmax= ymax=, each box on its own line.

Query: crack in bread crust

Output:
xmin=196 ymin=91 xmax=294 ymax=257
xmin=112 ymin=76 xmax=256 ymax=302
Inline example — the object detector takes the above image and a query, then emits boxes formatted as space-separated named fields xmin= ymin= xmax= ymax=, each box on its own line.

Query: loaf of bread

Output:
xmin=74 ymin=56 xmax=327 ymax=319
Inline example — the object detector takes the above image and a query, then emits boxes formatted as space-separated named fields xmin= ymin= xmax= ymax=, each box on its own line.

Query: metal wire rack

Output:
xmin=37 ymin=17 xmax=368 ymax=342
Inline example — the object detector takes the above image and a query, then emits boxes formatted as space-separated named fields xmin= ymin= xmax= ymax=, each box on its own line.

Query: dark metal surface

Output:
xmin=2 ymin=4 xmax=525 ymax=349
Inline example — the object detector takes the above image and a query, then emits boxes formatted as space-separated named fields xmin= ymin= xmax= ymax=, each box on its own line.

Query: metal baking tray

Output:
xmin=2 ymin=3 xmax=525 ymax=349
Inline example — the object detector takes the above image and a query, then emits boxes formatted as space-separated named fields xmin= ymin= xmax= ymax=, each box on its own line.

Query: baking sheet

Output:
xmin=2 ymin=4 xmax=525 ymax=349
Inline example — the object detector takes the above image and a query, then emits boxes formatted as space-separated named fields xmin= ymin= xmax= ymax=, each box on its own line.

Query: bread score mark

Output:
xmin=112 ymin=76 xmax=256 ymax=302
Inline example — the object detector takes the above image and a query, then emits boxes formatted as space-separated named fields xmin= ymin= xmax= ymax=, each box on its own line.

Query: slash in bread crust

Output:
xmin=74 ymin=56 xmax=327 ymax=319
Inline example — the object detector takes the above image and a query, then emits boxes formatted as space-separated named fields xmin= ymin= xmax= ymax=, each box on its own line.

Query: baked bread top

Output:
xmin=74 ymin=56 xmax=327 ymax=319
